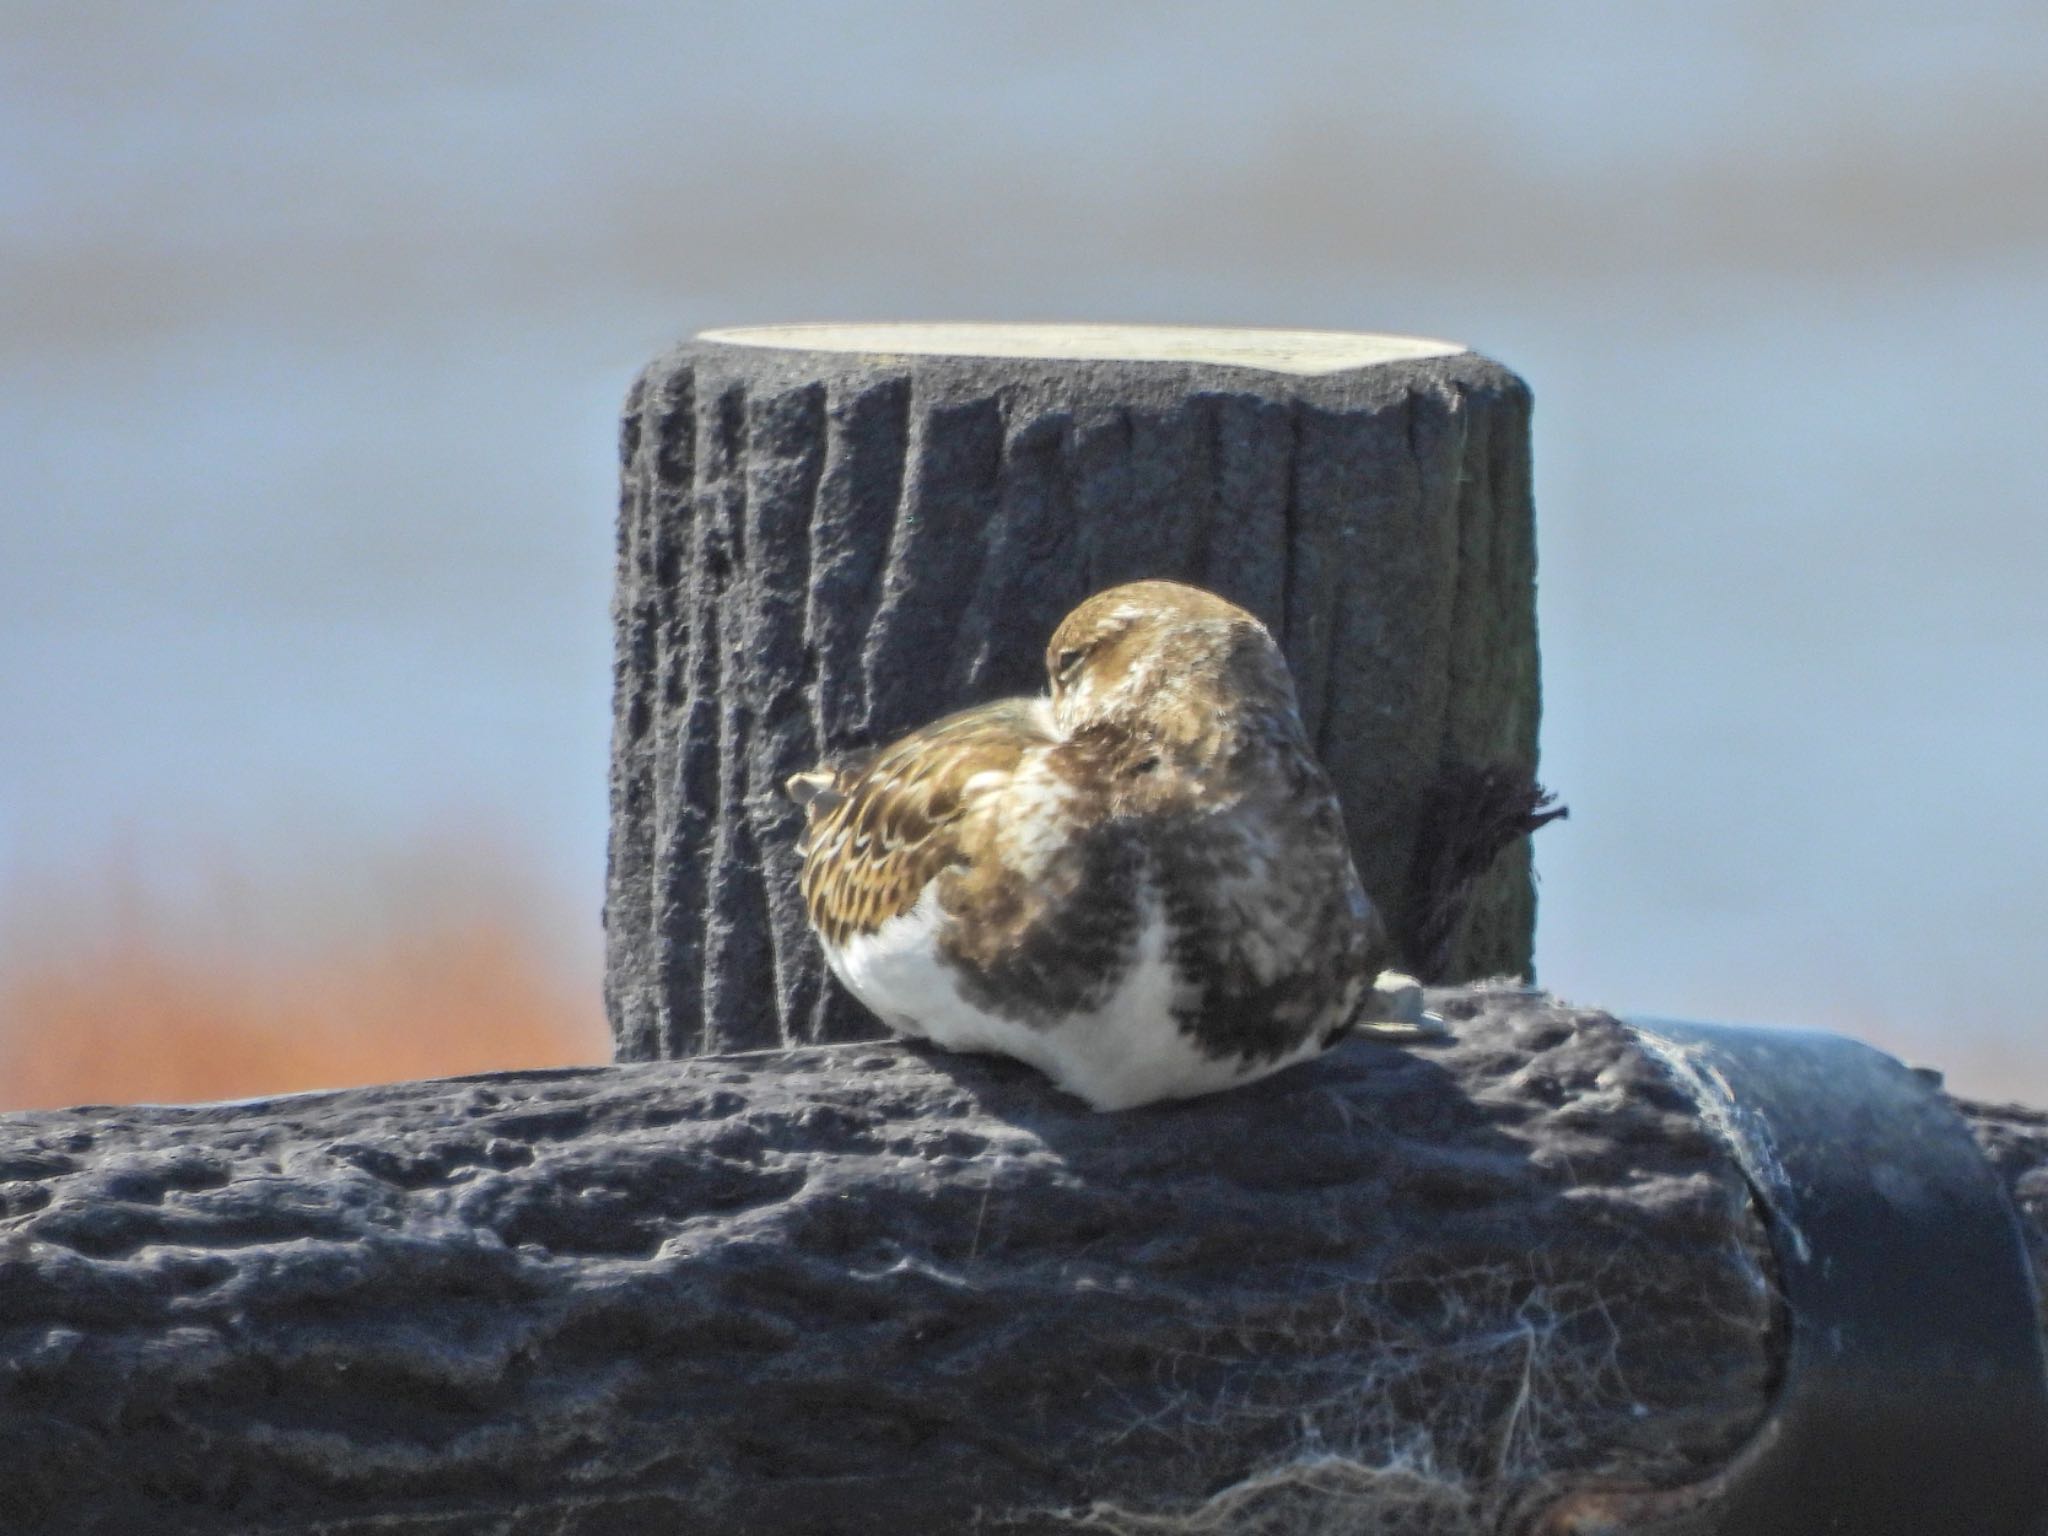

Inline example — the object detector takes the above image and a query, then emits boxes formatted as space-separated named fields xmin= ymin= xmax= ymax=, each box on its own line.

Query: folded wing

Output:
xmin=786 ymin=698 xmax=1058 ymax=947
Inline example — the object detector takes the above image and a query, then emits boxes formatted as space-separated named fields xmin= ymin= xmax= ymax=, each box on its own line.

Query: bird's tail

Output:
xmin=1395 ymin=762 xmax=1567 ymax=985
xmin=783 ymin=768 xmax=843 ymax=813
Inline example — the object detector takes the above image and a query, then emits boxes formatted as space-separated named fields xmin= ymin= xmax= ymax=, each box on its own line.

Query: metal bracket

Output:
xmin=1536 ymin=1018 xmax=2048 ymax=1535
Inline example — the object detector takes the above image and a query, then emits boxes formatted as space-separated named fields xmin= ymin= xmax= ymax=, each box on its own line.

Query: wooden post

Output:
xmin=0 ymin=991 xmax=1787 ymax=1535
xmin=606 ymin=324 xmax=1544 ymax=1061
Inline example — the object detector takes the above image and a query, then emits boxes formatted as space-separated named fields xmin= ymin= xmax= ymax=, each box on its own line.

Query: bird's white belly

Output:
xmin=822 ymin=885 xmax=1329 ymax=1111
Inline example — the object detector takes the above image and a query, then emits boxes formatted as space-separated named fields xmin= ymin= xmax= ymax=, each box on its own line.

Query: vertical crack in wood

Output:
xmin=704 ymin=382 xmax=771 ymax=1052
xmin=744 ymin=383 xmax=827 ymax=1046
xmin=1406 ymin=384 xmax=1460 ymax=785
xmin=809 ymin=374 xmax=908 ymax=754
xmin=859 ymin=381 xmax=929 ymax=742
xmin=944 ymin=388 xmax=1013 ymax=703
xmin=1278 ymin=400 xmax=1304 ymax=705
xmin=1284 ymin=402 xmax=1342 ymax=770
xmin=1315 ymin=578 xmax=1344 ymax=769
xmin=653 ymin=367 xmax=703 ymax=1058
xmin=1444 ymin=378 xmax=1496 ymax=978
xmin=986 ymin=402 xmax=1080 ymax=699
xmin=1197 ymin=392 xmax=1288 ymax=635
xmin=659 ymin=373 xmax=723 ymax=1057
xmin=1186 ymin=393 xmax=1224 ymax=593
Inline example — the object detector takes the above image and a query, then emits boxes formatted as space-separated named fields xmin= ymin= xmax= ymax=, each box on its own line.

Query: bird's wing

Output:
xmin=786 ymin=698 xmax=1056 ymax=946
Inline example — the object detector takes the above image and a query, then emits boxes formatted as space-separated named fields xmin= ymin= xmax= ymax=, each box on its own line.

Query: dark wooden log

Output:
xmin=605 ymin=324 xmax=1546 ymax=1061
xmin=0 ymin=986 xmax=1858 ymax=1536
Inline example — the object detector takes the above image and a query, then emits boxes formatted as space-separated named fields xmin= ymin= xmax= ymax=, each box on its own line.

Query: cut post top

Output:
xmin=696 ymin=321 xmax=1467 ymax=377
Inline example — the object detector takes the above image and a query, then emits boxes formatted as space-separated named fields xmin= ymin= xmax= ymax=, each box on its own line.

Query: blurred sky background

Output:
xmin=3 ymin=2 xmax=2045 ymax=1107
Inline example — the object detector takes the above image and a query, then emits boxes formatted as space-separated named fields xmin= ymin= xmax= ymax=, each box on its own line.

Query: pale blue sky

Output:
xmin=4 ymin=4 xmax=2044 ymax=1096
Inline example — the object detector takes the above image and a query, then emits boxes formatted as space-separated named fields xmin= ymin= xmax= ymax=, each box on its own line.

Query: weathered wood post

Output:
xmin=606 ymin=323 xmax=1545 ymax=1061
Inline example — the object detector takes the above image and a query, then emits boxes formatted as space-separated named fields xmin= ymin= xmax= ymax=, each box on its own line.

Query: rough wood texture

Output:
xmin=606 ymin=326 xmax=1543 ymax=1060
xmin=0 ymin=987 xmax=1816 ymax=1536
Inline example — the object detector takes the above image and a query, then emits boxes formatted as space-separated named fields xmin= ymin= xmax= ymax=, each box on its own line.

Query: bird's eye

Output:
xmin=1054 ymin=648 xmax=1085 ymax=684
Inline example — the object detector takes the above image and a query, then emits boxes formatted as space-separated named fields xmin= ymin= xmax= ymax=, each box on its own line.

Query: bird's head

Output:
xmin=1045 ymin=580 xmax=1300 ymax=745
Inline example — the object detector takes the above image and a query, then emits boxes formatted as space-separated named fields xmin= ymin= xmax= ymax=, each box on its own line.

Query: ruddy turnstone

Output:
xmin=785 ymin=580 xmax=1436 ymax=1111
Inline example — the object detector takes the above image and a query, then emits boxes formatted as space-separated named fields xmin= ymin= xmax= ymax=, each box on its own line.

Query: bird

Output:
xmin=784 ymin=580 xmax=1439 ymax=1111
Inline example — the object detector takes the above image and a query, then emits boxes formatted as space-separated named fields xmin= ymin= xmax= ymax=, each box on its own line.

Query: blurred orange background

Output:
xmin=0 ymin=834 xmax=608 ymax=1112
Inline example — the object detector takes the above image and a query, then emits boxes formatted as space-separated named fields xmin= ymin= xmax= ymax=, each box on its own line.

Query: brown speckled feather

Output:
xmin=791 ymin=698 xmax=1057 ymax=947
